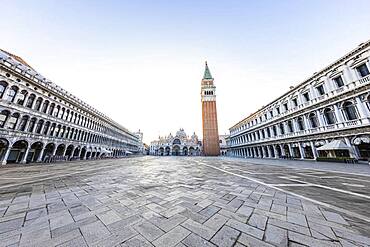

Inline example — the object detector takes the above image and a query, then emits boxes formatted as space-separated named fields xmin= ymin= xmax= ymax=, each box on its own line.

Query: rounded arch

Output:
xmin=7 ymin=140 xmax=29 ymax=164
xmin=0 ymin=81 xmax=8 ymax=98
xmin=30 ymin=141 xmax=44 ymax=162
xmin=342 ymin=101 xmax=358 ymax=121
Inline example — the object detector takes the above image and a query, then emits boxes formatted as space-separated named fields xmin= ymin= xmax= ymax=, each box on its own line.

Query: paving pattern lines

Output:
xmin=0 ymin=157 xmax=368 ymax=246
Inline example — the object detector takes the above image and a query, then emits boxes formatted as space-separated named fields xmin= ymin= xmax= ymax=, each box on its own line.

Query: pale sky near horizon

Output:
xmin=2 ymin=0 xmax=370 ymax=143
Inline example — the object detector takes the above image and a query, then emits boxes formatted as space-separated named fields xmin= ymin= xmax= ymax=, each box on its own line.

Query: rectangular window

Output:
xmin=283 ymin=103 xmax=288 ymax=111
xmin=357 ymin=64 xmax=370 ymax=77
xmin=276 ymin=107 xmax=280 ymax=114
xmin=303 ymin=92 xmax=310 ymax=102
xmin=264 ymin=114 xmax=267 ymax=120
xmin=292 ymin=98 xmax=298 ymax=107
xmin=316 ymin=85 xmax=325 ymax=95
xmin=270 ymin=111 xmax=273 ymax=117
xmin=334 ymin=76 xmax=344 ymax=87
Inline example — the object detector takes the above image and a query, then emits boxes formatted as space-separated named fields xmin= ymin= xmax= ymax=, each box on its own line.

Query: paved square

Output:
xmin=0 ymin=156 xmax=369 ymax=246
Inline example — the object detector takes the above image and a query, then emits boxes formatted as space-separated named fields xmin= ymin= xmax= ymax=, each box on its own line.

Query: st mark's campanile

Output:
xmin=201 ymin=62 xmax=220 ymax=156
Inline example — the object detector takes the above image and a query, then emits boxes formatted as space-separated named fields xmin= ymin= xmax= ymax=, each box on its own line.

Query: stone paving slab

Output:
xmin=0 ymin=156 xmax=369 ymax=246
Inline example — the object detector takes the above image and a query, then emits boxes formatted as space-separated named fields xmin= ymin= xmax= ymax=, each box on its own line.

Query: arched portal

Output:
xmin=7 ymin=140 xmax=28 ymax=164
xmin=43 ymin=143 xmax=55 ymax=161
xmin=55 ymin=144 xmax=66 ymax=156
xmin=183 ymin=147 xmax=188 ymax=156
xmin=80 ymin=147 xmax=87 ymax=159
xmin=65 ymin=145 xmax=74 ymax=160
xmin=165 ymin=147 xmax=170 ymax=156
xmin=172 ymin=145 xmax=180 ymax=156
xmin=30 ymin=142 xmax=43 ymax=162
xmin=0 ymin=138 xmax=10 ymax=164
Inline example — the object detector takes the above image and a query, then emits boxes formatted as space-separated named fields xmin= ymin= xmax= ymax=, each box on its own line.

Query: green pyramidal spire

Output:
xmin=203 ymin=61 xmax=213 ymax=79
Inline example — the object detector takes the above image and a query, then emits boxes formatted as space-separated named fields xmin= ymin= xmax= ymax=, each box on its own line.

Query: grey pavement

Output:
xmin=0 ymin=156 xmax=369 ymax=247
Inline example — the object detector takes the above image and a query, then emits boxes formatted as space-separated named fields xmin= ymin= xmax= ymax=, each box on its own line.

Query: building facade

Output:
xmin=149 ymin=129 xmax=201 ymax=156
xmin=229 ymin=41 xmax=370 ymax=161
xmin=201 ymin=62 xmax=220 ymax=156
xmin=0 ymin=49 xmax=140 ymax=165
xmin=219 ymin=134 xmax=230 ymax=156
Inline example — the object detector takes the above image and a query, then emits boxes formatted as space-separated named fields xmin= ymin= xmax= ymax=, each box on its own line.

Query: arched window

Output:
xmin=6 ymin=86 xmax=18 ymax=102
xmin=7 ymin=113 xmax=20 ymax=129
xmin=272 ymin=126 xmax=277 ymax=136
xmin=279 ymin=123 xmax=285 ymax=135
xmin=50 ymin=123 xmax=56 ymax=136
xmin=342 ymin=101 xmax=358 ymax=120
xmin=43 ymin=121 xmax=50 ymax=135
xmin=54 ymin=105 xmax=60 ymax=117
xmin=309 ymin=113 xmax=319 ymax=128
xmin=26 ymin=94 xmax=36 ymax=108
xmin=34 ymin=97 xmax=43 ymax=111
xmin=324 ymin=108 xmax=336 ymax=125
xmin=297 ymin=117 xmax=305 ymax=131
xmin=17 ymin=90 xmax=28 ymax=105
xmin=48 ymin=103 xmax=55 ymax=115
xmin=0 ymin=110 xmax=10 ymax=128
xmin=0 ymin=81 xmax=7 ymax=98
xmin=35 ymin=120 xmax=44 ymax=134
xmin=28 ymin=117 xmax=37 ymax=132
xmin=287 ymin=121 xmax=294 ymax=132
xmin=18 ymin=116 xmax=29 ymax=131
xmin=41 ymin=100 xmax=49 ymax=113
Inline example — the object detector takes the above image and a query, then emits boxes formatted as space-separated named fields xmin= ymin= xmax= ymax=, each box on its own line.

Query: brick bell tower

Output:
xmin=201 ymin=61 xmax=220 ymax=156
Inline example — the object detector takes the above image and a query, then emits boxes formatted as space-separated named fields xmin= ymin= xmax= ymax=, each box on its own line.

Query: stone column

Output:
xmin=310 ymin=141 xmax=318 ymax=160
xmin=355 ymin=96 xmax=369 ymax=120
xmin=333 ymin=104 xmax=344 ymax=123
xmin=267 ymin=146 xmax=272 ymax=158
xmin=1 ymin=146 xmax=12 ymax=165
xmin=280 ymin=144 xmax=285 ymax=156
xmin=20 ymin=146 xmax=31 ymax=164
xmin=273 ymin=145 xmax=278 ymax=158
xmin=344 ymin=137 xmax=359 ymax=159
xmin=298 ymin=143 xmax=305 ymax=159
xmin=288 ymin=143 xmax=293 ymax=157
xmin=316 ymin=110 xmax=325 ymax=127
xmin=36 ymin=146 xmax=46 ymax=162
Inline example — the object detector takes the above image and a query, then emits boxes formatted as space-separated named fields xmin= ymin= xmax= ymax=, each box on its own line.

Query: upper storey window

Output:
xmin=292 ymin=98 xmax=298 ymax=107
xmin=303 ymin=92 xmax=310 ymax=102
xmin=342 ymin=101 xmax=358 ymax=121
xmin=0 ymin=81 xmax=7 ymax=98
xmin=334 ymin=76 xmax=344 ymax=88
xmin=356 ymin=64 xmax=370 ymax=77
xmin=269 ymin=110 xmax=273 ymax=118
xmin=6 ymin=86 xmax=18 ymax=102
xmin=316 ymin=85 xmax=325 ymax=96
xmin=26 ymin=94 xmax=36 ymax=108
xmin=283 ymin=103 xmax=288 ymax=111
xmin=276 ymin=107 xmax=280 ymax=114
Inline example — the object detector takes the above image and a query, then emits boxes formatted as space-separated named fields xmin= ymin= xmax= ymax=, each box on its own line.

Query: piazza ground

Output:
xmin=0 ymin=157 xmax=369 ymax=246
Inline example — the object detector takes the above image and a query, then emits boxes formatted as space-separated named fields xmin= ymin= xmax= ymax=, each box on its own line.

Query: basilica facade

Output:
xmin=149 ymin=129 xmax=201 ymax=156
xmin=0 ymin=49 xmax=140 ymax=165
xmin=229 ymin=40 xmax=370 ymax=161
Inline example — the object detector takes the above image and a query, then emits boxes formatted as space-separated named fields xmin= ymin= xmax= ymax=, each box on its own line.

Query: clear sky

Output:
xmin=2 ymin=0 xmax=370 ymax=143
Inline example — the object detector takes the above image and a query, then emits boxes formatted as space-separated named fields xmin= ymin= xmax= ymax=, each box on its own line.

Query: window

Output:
xmin=34 ymin=97 xmax=43 ymax=111
xmin=297 ymin=117 xmax=305 ymax=130
xmin=28 ymin=118 xmax=36 ymax=132
xmin=309 ymin=113 xmax=319 ymax=128
xmin=270 ymin=110 xmax=273 ymax=117
xmin=287 ymin=120 xmax=294 ymax=132
xmin=48 ymin=103 xmax=55 ymax=115
xmin=283 ymin=103 xmax=288 ymax=111
xmin=18 ymin=116 xmax=29 ymax=131
xmin=334 ymin=76 xmax=344 ymax=88
xmin=279 ymin=123 xmax=285 ymax=135
xmin=43 ymin=122 xmax=50 ymax=135
xmin=0 ymin=110 xmax=10 ymax=128
xmin=324 ymin=108 xmax=336 ymax=125
xmin=292 ymin=98 xmax=298 ymax=107
xmin=41 ymin=100 xmax=49 ymax=113
xmin=303 ymin=92 xmax=310 ymax=102
xmin=264 ymin=114 xmax=267 ymax=120
xmin=266 ymin=128 xmax=271 ymax=137
xmin=356 ymin=64 xmax=370 ymax=77
xmin=26 ymin=94 xmax=35 ymax=108
xmin=342 ymin=101 xmax=358 ymax=120
xmin=0 ymin=81 xmax=7 ymax=98
xmin=7 ymin=113 xmax=19 ymax=129
xmin=34 ymin=120 xmax=43 ymax=134
xmin=272 ymin=126 xmax=277 ymax=136
xmin=276 ymin=107 xmax=280 ymax=114
xmin=6 ymin=86 xmax=18 ymax=102
xmin=316 ymin=85 xmax=325 ymax=96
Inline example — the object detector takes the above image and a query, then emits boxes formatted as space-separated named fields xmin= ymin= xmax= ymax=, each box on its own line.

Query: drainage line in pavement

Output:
xmin=201 ymin=162 xmax=370 ymax=224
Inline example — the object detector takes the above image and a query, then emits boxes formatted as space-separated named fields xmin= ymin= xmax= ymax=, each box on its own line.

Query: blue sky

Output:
xmin=2 ymin=0 xmax=370 ymax=142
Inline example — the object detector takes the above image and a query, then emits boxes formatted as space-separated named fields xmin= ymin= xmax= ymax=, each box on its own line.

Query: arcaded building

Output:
xmin=0 ymin=49 xmax=140 ymax=165
xmin=149 ymin=129 xmax=201 ymax=156
xmin=229 ymin=41 xmax=370 ymax=161
xmin=201 ymin=62 xmax=220 ymax=156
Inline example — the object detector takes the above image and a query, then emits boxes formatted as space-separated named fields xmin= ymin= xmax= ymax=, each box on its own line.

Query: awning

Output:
xmin=317 ymin=140 xmax=351 ymax=151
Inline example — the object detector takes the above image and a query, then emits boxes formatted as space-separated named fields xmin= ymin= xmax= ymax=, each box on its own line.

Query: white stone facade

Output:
xmin=229 ymin=41 xmax=370 ymax=161
xmin=149 ymin=129 xmax=201 ymax=156
xmin=0 ymin=50 xmax=140 ymax=165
